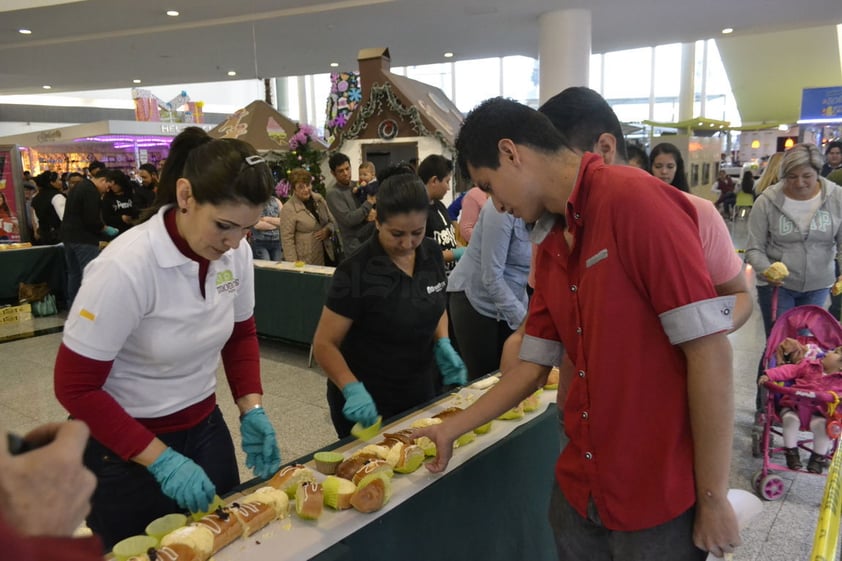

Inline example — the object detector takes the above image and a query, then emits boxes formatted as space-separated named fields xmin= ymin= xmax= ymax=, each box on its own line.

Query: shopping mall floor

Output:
xmin=0 ymin=219 xmax=827 ymax=559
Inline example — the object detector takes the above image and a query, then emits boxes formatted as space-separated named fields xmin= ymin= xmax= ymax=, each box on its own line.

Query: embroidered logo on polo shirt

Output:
xmin=215 ymin=269 xmax=240 ymax=294
xmin=427 ymin=280 xmax=446 ymax=294
xmin=79 ymin=309 xmax=95 ymax=321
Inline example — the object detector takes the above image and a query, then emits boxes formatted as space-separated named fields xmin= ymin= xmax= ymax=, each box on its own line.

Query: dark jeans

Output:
xmin=64 ymin=242 xmax=100 ymax=308
xmin=754 ymin=284 xmax=830 ymax=410
xmin=548 ymin=484 xmax=706 ymax=561
xmin=251 ymin=239 xmax=283 ymax=261
xmin=84 ymin=406 xmax=239 ymax=550
xmin=448 ymin=291 xmax=514 ymax=381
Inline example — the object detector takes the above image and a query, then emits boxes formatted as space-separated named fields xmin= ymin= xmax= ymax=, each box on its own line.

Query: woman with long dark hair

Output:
xmin=54 ymin=127 xmax=282 ymax=549
xmin=313 ymin=165 xmax=467 ymax=438
xmin=650 ymin=142 xmax=689 ymax=192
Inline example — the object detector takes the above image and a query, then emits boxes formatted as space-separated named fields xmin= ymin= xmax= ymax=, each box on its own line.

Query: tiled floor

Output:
xmin=0 ymin=217 xmax=833 ymax=558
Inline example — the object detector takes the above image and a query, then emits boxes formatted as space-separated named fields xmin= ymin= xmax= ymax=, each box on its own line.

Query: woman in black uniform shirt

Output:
xmin=314 ymin=166 xmax=468 ymax=437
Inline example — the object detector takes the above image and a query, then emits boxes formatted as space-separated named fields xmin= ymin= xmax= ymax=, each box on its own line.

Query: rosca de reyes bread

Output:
xmin=228 ymin=501 xmax=276 ymax=537
xmin=268 ymin=464 xmax=316 ymax=498
xmin=159 ymin=525 xmax=215 ymax=561
xmin=141 ymin=544 xmax=200 ymax=561
xmin=191 ymin=507 xmax=243 ymax=555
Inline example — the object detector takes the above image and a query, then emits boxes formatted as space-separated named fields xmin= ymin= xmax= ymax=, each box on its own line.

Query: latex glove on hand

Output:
xmin=341 ymin=381 xmax=379 ymax=427
xmin=147 ymin=447 xmax=216 ymax=513
xmin=451 ymin=247 xmax=466 ymax=261
xmin=102 ymin=225 xmax=119 ymax=238
xmin=240 ymin=407 xmax=281 ymax=479
xmin=435 ymin=338 xmax=468 ymax=386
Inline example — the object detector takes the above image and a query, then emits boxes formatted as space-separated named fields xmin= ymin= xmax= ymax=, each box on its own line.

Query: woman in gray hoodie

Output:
xmin=747 ymin=143 xmax=842 ymax=335
xmin=746 ymin=143 xmax=842 ymax=412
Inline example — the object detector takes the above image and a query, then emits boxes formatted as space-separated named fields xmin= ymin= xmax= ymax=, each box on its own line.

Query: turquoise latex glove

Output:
xmin=147 ymin=447 xmax=216 ymax=513
xmin=452 ymin=246 xmax=466 ymax=261
xmin=435 ymin=338 xmax=468 ymax=386
xmin=103 ymin=226 xmax=119 ymax=237
xmin=240 ymin=407 xmax=281 ymax=479
xmin=341 ymin=381 xmax=379 ymax=427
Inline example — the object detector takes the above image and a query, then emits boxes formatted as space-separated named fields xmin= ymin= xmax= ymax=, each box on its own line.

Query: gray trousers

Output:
xmin=548 ymin=469 xmax=706 ymax=560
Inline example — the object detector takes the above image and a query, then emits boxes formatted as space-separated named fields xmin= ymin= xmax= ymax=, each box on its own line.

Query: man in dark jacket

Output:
xmin=61 ymin=165 xmax=117 ymax=308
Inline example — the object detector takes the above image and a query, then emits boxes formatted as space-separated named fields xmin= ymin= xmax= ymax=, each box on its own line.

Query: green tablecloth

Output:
xmin=0 ymin=245 xmax=66 ymax=305
xmin=253 ymin=266 xmax=333 ymax=344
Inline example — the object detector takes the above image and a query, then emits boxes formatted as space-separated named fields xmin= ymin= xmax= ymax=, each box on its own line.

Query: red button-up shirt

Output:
xmin=523 ymin=154 xmax=733 ymax=531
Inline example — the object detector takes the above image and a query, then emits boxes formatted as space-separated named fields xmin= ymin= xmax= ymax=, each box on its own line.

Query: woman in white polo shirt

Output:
xmin=54 ymin=127 xmax=282 ymax=549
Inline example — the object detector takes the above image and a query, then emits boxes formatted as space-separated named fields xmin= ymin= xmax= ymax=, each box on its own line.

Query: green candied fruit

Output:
xmin=498 ymin=405 xmax=524 ymax=420
xmin=454 ymin=431 xmax=476 ymax=448
xmin=473 ymin=421 xmax=492 ymax=435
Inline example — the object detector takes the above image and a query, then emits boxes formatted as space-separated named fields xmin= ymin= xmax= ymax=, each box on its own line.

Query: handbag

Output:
xmin=18 ymin=282 xmax=50 ymax=303
xmin=325 ymin=231 xmax=343 ymax=266
xmin=32 ymin=294 xmax=58 ymax=317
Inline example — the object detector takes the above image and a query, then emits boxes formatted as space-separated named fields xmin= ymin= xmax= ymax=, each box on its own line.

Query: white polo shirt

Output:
xmin=63 ymin=206 xmax=255 ymax=418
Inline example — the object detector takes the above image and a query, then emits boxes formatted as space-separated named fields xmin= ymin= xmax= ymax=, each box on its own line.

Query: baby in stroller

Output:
xmin=758 ymin=338 xmax=842 ymax=473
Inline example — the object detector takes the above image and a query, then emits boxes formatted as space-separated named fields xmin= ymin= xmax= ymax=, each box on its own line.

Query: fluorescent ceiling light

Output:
xmin=19 ymin=29 xmax=32 ymax=34
xmin=721 ymin=28 xmax=734 ymax=34
xmin=227 ymin=70 xmax=237 ymax=76
xmin=166 ymin=10 xmax=179 ymax=16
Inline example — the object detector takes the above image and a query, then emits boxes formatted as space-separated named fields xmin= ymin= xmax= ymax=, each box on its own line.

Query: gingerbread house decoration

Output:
xmin=330 ymin=48 xmax=464 ymax=188
xmin=209 ymin=99 xmax=327 ymax=153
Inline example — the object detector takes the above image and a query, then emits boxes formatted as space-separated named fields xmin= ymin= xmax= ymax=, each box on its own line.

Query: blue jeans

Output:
xmin=548 ymin=484 xmax=705 ymax=561
xmin=756 ymin=285 xmax=829 ymax=339
xmin=83 ymin=406 xmax=239 ymax=550
xmin=64 ymin=243 xmax=101 ymax=309
xmin=251 ymin=239 xmax=283 ymax=261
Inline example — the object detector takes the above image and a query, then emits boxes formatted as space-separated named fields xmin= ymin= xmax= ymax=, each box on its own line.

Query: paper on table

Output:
xmin=253 ymin=259 xmax=335 ymax=276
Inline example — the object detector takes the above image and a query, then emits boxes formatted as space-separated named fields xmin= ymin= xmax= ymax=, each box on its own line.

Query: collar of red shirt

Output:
xmin=528 ymin=152 xmax=602 ymax=245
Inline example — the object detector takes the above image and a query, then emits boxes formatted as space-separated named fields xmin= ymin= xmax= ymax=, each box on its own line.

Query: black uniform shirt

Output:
xmin=325 ymin=234 xmax=447 ymax=418
xmin=426 ymin=199 xmax=458 ymax=272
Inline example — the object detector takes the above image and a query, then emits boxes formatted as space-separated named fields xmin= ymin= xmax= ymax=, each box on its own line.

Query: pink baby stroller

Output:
xmin=752 ymin=305 xmax=842 ymax=500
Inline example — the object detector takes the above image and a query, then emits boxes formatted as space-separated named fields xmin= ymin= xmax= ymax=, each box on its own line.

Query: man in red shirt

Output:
xmin=415 ymin=98 xmax=739 ymax=560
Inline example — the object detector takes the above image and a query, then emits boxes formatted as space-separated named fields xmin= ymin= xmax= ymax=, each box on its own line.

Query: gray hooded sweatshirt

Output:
xmin=746 ymin=176 xmax=842 ymax=291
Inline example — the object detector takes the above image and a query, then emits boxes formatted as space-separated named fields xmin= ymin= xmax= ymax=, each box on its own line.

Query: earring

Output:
xmin=180 ymin=207 xmax=187 ymax=214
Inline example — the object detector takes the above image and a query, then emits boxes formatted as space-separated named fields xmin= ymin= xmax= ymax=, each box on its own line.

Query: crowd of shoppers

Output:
xmin=7 ymin=80 xmax=842 ymax=561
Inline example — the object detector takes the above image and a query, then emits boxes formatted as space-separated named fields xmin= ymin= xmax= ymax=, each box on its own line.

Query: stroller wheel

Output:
xmin=751 ymin=432 xmax=762 ymax=458
xmin=751 ymin=470 xmax=765 ymax=492
xmin=758 ymin=474 xmax=785 ymax=501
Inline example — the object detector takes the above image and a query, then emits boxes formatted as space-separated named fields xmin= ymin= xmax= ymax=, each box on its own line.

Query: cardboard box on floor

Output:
xmin=0 ymin=303 xmax=32 ymax=324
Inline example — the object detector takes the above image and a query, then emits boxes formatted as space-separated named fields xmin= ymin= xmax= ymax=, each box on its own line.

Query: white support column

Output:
xmin=538 ymin=9 xmax=591 ymax=104
xmin=700 ymin=40 xmax=709 ymax=117
xmin=678 ymin=42 xmax=695 ymax=123
xmin=296 ymin=76 xmax=308 ymax=125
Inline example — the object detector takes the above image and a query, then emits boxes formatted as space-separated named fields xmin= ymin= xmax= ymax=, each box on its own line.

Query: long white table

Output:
xmin=217 ymin=384 xmax=561 ymax=561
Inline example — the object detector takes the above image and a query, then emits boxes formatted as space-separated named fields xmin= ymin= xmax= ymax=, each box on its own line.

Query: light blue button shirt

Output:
xmin=448 ymin=199 xmax=532 ymax=329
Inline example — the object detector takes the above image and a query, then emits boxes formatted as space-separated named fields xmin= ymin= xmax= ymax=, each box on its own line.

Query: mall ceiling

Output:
xmin=0 ymin=0 xmax=841 ymax=123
